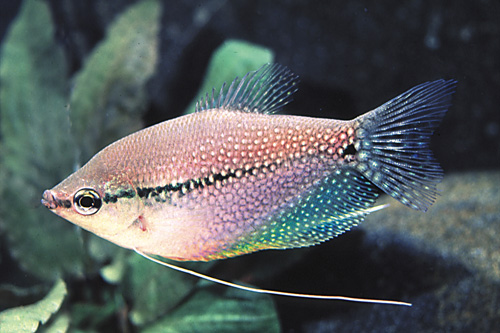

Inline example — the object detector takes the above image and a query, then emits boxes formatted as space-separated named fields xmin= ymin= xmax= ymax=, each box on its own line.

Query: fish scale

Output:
xmin=42 ymin=64 xmax=456 ymax=261
xmin=116 ymin=109 xmax=358 ymax=259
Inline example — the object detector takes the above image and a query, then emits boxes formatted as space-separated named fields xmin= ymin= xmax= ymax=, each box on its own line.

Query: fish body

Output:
xmin=42 ymin=64 xmax=456 ymax=261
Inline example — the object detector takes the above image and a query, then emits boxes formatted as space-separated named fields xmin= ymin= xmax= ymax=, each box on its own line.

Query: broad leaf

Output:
xmin=43 ymin=313 xmax=70 ymax=333
xmin=124 ymin=254 xmax=213 ymax=326
xmin=0 ymin=280 xmax=67 ymax=333
xmin=0 ymin=0 xmax=85 ymax=280
xmin=69 ymin=0 xmax=161 ymax=162
xmin=183 ymin=39 xmax=274 ymax=114
xmin=143 ymin=281 xmax=280 ymax=333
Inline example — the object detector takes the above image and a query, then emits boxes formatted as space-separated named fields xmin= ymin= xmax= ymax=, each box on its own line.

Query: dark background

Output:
xmin=2 ymin=0 xmax=499 ymax=172
xmin=1 ymin=1 xmax=499 ymax=332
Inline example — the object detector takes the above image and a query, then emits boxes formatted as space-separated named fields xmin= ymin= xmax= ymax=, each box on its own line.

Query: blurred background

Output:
xmin=1 ymin=1 xmax=499 ymax=332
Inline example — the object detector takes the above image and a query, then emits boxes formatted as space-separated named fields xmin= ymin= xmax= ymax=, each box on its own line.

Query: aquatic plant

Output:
xmin=0 ymin=0 xmax=279 ymax=331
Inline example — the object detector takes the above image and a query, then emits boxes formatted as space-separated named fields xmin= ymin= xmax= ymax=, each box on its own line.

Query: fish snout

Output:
xmin=41 ymin=190 xmax=59 ymax=210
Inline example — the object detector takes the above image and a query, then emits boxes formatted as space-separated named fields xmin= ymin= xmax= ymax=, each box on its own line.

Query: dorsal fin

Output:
xmin=195 ymin=63 xmax=299 ymax=114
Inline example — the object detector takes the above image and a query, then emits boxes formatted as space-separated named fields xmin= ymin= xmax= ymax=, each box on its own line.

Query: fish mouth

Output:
xmin=42 ymin=190 xmax=72 ymax=210
xmin=42 ymin=190 xmax=58 ymax=209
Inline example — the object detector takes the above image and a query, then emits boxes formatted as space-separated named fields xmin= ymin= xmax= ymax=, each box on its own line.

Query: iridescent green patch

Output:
xmin=230 ymin=168 xmax=379 ymax=254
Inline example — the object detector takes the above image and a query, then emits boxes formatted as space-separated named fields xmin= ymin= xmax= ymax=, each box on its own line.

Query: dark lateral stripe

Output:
xmin=103 ymin=163 xmax=277 ymax=204
xmin=103 ymin=189 xmax=136 ymax=204
xmin=57 ymin=198 xmax=72 ymax=209
xmin=135 ymin=165 xmax=270 ymax=200
xmin=102 ymin=160 xmax=285 ymax=204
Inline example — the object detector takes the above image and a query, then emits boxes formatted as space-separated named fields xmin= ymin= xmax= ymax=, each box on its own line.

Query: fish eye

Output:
xmin=73 ymin=188 xmax=102 ymax=215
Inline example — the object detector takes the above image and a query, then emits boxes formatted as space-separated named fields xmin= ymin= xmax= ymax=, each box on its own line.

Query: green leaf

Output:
xmin=42 ymin=313 xmax=70 ymax=333
xmin=0 ymin=283 xmax=48 ymax=312
xmin=183 ymin=39 xmax=274 ymax=114
xmin=70 ymin=301 xmax=119 ymax=330
xmin=69 ymin=0 xmax=161 ymax=162
xmin=99 ymin=248 xmax=128 ymax=284
xmin=124 ymin=254 xmax=213 ymax=326
xmin=143 ymin=281 xmax=280 ymax=333
xmin=0 ymin=0 xmax=85 ymax=280
xmin=0 ymin=279 xmax=67 ymax=333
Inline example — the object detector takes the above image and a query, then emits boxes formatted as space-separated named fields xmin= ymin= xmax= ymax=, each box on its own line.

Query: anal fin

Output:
xmin=230 ymin=168 xmax=380 ymax=254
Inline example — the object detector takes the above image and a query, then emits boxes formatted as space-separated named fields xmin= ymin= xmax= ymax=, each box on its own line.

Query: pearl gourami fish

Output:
xmin=42 ymin=64 xmax=456 ymax=262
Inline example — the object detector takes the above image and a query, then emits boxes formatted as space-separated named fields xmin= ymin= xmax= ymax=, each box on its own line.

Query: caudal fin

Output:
xmin=353 ymin=80 xmax=457 ymax=211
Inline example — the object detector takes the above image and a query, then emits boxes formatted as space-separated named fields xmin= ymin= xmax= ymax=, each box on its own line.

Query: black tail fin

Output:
xmin=353 ymin=80 xmax=457 ymax=211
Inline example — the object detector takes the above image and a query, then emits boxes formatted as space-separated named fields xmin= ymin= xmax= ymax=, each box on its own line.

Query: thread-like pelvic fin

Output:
xmin=134 ymin=248 xmax=411 ymax=306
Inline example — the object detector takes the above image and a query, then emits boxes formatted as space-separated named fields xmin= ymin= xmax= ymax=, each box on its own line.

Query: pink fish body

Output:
xmin=42 ymin=64 xmax=456 ymax=261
